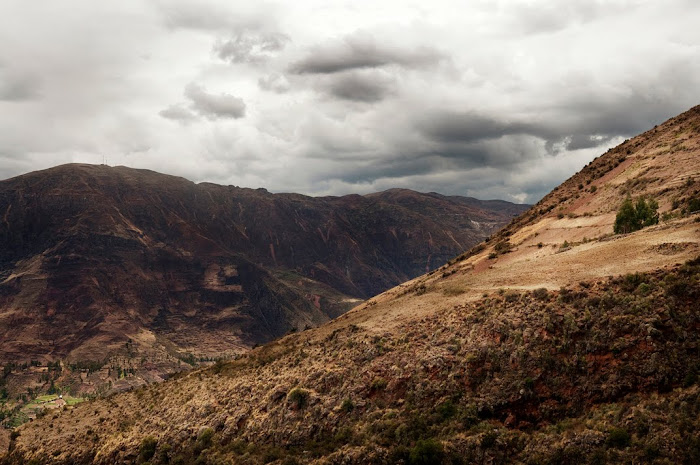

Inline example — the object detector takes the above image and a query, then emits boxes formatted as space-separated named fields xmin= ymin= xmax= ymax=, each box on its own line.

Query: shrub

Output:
xmin=287 ymin=388 xmax=309 ymax=409
xmin=636 ymin=282 xmax=651 ymax=296
xmin=607 ymin=427 xmax=630 ymax=448
xmin=139 ymin=436 xmax=158 ymax=462
xmin=437 ymin=400 xmax=457 ymax=420
xmin=689 ymin=197 xmax=700 ymax=213
xmin=494 ymin=240 xmax=511 ymax=254
xmin=409 ymin=439 xmax=444 ymax=465
xmin=157 ymin=443 xmax=172 ymax=463
xmin=197 ymin=427 xmax=214 ymax=449
xmin=533 ymin=288 xmax=549 ymax=301
xmin=524 ymin=377 xmax=535 ymax=390
xmin=614 ymin=195 xmax=658 ymax=234
xmin=370 ymin=378 xmax=388 ymax=391
xmin=481 ymin=431 xmax=498 ymax=448
xmin=622 ymin=272 xmax=644 ymax=291
xmin=212 ymin=359 xmax=226 ymax=374
xmin=341 ymin=398 xmax=354 ymax=413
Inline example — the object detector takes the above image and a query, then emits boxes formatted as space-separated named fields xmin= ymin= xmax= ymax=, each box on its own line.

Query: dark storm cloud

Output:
xmin=418 ymin=112 xmax=535 ymax=144
xmin=289 ymin=34 xmax=443 ymax=74
xmin=552 ymin=93 xmax=689 ymax=139
xmin=214 ymin=32 xmax=290 ymax=64
xmin=323 ymin=71 xmax=395 ymax=102
xmin=417 ymin=85 xmax=691 ymax=162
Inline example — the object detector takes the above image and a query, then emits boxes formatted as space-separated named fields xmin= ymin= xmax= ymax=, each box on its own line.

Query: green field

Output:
xmin=4 ymin=395 xmax=88 ymax=427
xmin=64 ymin=396 xmax=84 ymax=406
xmin=31 ymin=394 xmax=85 ymax=405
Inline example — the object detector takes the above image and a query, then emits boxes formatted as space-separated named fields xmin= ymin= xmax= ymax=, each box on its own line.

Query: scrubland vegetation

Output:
xmin=3 ymin=258 xmax=698 ymax=464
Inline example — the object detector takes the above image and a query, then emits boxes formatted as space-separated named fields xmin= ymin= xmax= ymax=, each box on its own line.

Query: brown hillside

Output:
xmin=335 ymin=104 xmax=700 ymax=332
xmin=0 ymin=165 xmax=524 ymax=396
xmin=1 ymin=106 xmax=699 ymax=464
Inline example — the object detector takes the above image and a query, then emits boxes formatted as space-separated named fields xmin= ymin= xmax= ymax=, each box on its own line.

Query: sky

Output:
xmin=1 ymin=1 xmax=699 ymax=203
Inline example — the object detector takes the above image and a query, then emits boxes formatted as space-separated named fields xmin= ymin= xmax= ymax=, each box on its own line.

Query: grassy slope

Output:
xmin=2 ymin=260 xmax=699 ymax=464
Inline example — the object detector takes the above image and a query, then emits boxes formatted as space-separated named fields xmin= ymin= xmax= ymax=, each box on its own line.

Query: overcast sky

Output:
xmin=1 ymin=0 xmax=699 ymax=203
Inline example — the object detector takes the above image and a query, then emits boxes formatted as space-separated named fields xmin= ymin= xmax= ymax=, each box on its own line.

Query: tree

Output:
xmin=614 ymin=195 xmax=658 ymax=234
xmin=635 ymin=196 xmax=659 ymax=228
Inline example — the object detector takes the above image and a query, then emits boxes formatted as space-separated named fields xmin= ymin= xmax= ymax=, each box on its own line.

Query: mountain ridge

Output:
xmin=0 ymin=165 xmax=526 ymax=399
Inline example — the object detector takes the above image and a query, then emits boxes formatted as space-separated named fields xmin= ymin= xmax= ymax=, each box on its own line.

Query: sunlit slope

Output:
xmin=333 ymin=105 xmax=700 ymax=333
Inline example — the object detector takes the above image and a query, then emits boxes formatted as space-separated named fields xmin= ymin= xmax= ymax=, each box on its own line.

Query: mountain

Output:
xmin=0 ymin=165 xmax=525 ymax=371
xmin=2 ymin=105 xmax=699 ymax=464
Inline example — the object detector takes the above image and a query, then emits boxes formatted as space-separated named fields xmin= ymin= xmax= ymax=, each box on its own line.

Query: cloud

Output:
xmin=504 ymin=0 xmax=633 ymax=35
xmin=417 ymin=112 xmax=533 ymax=144
xmin=156 ymin=0 xmax=267 ymax=32
xmin=565 ymin=134 xmax=615 ymax=151
xmin=2 ymin=0 xmax=700 ymax=206
xmin=322 ymin=71 xmax=396 ymax=102
xmin=160 ymin=84 xmax=246 ymax=122
xmin=159 ymin=104 xmax=197 ymax=123
xmin=214 ymin=32 xmax=289 ymax=64
xmin=258 ymin=73 xmax=291 ymax=93
xmin=185 ymin=83 xmax=246 ymax=120
xmin=289 ymin=33 xmax=443 ymax=74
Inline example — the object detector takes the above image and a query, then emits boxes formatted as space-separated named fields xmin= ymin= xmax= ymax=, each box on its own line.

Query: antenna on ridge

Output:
xmin=102 ymin=154 xmax=107 ymax=166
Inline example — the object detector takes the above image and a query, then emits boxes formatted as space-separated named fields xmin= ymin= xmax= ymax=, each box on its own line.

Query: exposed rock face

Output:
xmin=0 ymin=165 xmax=526 ymax=363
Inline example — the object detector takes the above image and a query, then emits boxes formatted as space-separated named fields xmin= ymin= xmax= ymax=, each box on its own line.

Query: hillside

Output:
xmin=0 ymin=165 xmax=524 ymax=396
xmin=1 ymin=105 xmax=699 ymax=464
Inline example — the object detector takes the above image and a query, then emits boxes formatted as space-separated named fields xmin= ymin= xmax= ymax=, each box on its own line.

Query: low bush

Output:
xmin=607 ymin=427 xmax=630 ymax=448
xmin=409 ymin=438 xmax=444 ymax=465
xmin=287 ymin=388 xmax=309 ymax=409
xmin=139 ymin=436 xmax=158 ymax=462
xmin=341 ymin=398 xmax=354 ymax=413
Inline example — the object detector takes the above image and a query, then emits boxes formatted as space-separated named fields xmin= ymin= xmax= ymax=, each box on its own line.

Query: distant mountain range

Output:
xmin=0 ymin=165 xmax=526 ymax=370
